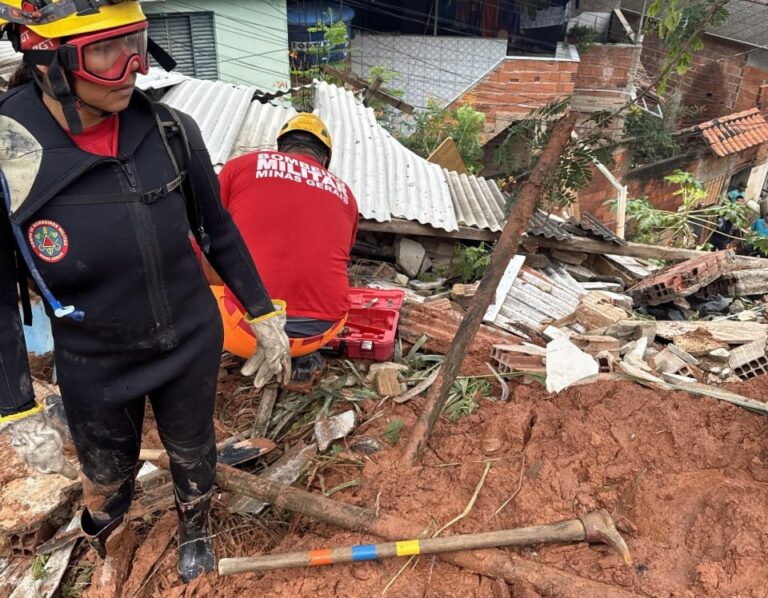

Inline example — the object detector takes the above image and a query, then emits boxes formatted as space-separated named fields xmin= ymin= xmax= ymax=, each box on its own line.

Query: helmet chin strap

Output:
xmin=32 ymin=61 xmax=111 ymax=135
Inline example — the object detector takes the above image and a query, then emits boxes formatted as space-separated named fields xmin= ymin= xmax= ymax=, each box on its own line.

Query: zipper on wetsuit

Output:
xmin=119 ymin=155 xmax=178 ymax=351
xmin=118 ymin=155 xmax=138 ymax=191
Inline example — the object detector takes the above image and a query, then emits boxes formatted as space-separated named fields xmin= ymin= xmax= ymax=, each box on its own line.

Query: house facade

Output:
xmin=142 ymin=0 xmax=291 ymax=91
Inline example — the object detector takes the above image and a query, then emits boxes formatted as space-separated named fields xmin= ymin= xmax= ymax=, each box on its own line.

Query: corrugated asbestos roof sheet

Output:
xmin=159 ymin=76 xmax=510 ymax=231
xmin=563 ymin=212 xmax=628 ymax=245
xmin=0 ymin=41 xmax=22 ymax=87
xmin=528 ymin=211 xmax=572 ymax=241
xmin=695 ymin=108 xmax=768 ymax=157
xmin=231 ymin=99 xmax=297 ymax=158
xmin=446 ymin=169 xmax=508 ymax=232
xmin=137 ymin=67 xmax=190 ymax=91
xmin=314 ymin=81 xmax=460 ymax=231
xmin=161 ymin=79 xmax=256 ymax=166
xmin=488 ymin=258 xmax=585 ymax=335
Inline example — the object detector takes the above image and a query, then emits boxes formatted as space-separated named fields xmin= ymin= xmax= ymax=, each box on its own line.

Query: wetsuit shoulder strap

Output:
xmin=150 ymin=101 xmax=211 ymax=254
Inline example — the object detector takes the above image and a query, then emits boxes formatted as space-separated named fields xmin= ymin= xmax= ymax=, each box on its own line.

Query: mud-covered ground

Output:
xmin=2 ymin=375 xmax=767 ymax=597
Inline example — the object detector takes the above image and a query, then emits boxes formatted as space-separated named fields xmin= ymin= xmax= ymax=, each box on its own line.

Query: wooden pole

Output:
xmin=398 ymin=112 xmax=579 ymax=468
xmin=219 ymin=520 xmax=588 ymax=574
xmin=215 ymin=465 xmax=635 ymax=597
xmin=530 ymin=234 xmax=768 ymax=268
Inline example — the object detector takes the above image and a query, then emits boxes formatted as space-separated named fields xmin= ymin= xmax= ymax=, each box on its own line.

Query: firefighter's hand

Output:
xmin=242 ymin=300 xmax=292 ymax=390
xmin=2 ymin=407 xmax=78 ymax=479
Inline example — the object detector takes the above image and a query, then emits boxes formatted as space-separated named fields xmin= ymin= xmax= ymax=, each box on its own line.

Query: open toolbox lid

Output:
xmin=348 ymin=287 xmax=405 ymax=311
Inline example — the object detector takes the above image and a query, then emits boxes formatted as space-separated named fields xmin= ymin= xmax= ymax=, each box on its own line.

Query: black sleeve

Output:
xmin=0 ymin=205 xmax=35 ymax=416
xmin=178 ymin=112 xmax=274 ymax=319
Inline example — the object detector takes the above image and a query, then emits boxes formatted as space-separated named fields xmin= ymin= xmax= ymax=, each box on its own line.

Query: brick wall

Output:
xmin=736 ymin=64 xmax=768 ymax=112
xmin=578 ymin=141 xmax=768 ymax=225
xmin=625 ymin=13 xmax=768 ymax=124
xmin=453 ymin=57 xmax=578 ymax=137
xmin=623 ymin=146 xmax=764 ymax=209
xmin=571 ymin=42 xmax=642 ymax=137
xmin=576 ymin=147 xmax=630 ymax=225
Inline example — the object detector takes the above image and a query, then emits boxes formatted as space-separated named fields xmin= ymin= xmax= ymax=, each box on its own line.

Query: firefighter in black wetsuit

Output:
xmin=0 ymin=0 xmax=290 ymax=583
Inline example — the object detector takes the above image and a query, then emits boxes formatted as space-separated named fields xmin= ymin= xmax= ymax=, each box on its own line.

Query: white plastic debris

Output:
xmin=314 ymin=410 xmax=358 ymax=452
xmin=545 ymin=337 xmax=599 ymax=393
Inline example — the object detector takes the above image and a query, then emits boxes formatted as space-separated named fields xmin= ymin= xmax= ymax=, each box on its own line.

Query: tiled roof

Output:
xmin=696 ymin=108 xmax=768 ymax=157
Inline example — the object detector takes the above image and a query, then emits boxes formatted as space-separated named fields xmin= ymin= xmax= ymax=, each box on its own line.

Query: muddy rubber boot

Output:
xmin=290 ymin=352 xmax=326 ymax=382
xmin=80 ymin=510 xmax=123 ymax=559
xmin=85 ymin=521 xmax=137 ymax=598
xmin=176 ymin=490 xmax=215 ymax=583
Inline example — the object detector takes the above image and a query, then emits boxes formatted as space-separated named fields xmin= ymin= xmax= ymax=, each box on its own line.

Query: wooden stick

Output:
xmin=252 ymin=385 xmax=279 ymax=438
xmin=219 ymin=519 xmax=589 ymax=574
xmin=531 ymin=234 xmax=768 ymax=268
xmin=215 ymin=464 xmax=636 ymax=597
xmin=398 ymin=112 xmax=579 ymax=468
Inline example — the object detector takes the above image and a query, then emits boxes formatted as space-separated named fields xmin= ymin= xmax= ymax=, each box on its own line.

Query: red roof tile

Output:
xmin=696 ymin=108 xmax=768 ymax=157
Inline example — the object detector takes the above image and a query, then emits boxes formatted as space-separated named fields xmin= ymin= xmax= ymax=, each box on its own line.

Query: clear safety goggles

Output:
xmin=67 ymin=21 xmax=148 ymax=86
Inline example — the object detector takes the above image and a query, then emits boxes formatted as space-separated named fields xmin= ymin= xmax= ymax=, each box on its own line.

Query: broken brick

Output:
xmin=401 ymin=302 xmax=527 ymax=375
xmin=628 ymin=251 xmax=733 ymax=306
xmin=701 ymin=268 xmax=768 ymax=299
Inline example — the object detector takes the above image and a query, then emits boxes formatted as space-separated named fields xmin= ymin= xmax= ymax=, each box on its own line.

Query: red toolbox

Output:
xmin=324 ymin=288 xmax=406 ymax=361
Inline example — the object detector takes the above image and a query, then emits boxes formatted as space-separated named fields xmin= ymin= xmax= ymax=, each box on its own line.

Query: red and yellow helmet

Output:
xmin=0 ymin=0 xmax=146 ymax=38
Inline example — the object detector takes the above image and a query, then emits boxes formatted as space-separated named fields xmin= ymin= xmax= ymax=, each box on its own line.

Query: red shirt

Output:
xmin=218 ymin=151 xmax=358 ymax=322
xmin=66 ymin=114 xmax=119 ymax=157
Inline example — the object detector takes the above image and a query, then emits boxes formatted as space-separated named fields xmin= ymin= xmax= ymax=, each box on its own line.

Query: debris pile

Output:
xmin=3 ymin=215 xmax=768 ymax=596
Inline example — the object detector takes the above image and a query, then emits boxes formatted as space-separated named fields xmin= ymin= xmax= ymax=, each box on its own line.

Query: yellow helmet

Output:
xmin=0 ymin=0 xmax=145 ymax=39
xmin=277 ymin=113 xmax=332 ymax=158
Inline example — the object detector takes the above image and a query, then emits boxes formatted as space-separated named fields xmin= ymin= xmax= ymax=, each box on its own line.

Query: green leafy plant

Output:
xmin=495 ymin=99 xmax=614 ymax=210
xmin=566 ymin=24 xmax=601 ymax=52
xmin=616 ymin=169 xmax=752 ymax=248
xmin=624 ymin=106 xmax=679 ymax=166
xmin=61 ymin=562 xmax=95 ymax=598
xmin=399 ymin=98 xmax=486 ymax=174
xmin=383 ymin=418 xmax=405 ymax=445
xmin=443 ymin=378 xmax=488 ymax=422
xmin=31 ymin=555 xmax=49 ymax=581
xmin=290 ymin=12 xmax=349 ymax=108
xmin=645 ymin=0 xmax=730 ymax=94
xmin=453 ymin=243 xmax=492 ymax=283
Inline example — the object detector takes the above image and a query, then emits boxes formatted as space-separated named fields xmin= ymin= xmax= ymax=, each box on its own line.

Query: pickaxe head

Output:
xmin=579 ymin=510 xmax=633 ymax=566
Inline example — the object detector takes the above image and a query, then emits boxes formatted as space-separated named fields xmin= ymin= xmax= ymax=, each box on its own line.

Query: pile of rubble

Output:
xmin=5 ymin=215 xmax=768 ymax=596
xmin=358 ymin=226 xmax=768 ymax=410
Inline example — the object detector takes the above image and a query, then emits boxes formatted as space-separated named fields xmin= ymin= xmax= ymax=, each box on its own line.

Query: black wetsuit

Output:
xmin=0 ymin=83 xmax=271 ymax=519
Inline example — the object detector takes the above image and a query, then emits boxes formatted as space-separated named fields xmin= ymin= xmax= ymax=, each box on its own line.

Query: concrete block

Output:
xmin=651 ymin=347 xmax=686 ymax=374
xmin=396 ymin=237 xmax=426 ymax=278
xmin=628 ymin=250 xmax=733 ymax=306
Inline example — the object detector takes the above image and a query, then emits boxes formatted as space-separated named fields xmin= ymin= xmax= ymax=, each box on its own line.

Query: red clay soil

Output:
xmin=133 ymin=376 xmax=768 ymax=598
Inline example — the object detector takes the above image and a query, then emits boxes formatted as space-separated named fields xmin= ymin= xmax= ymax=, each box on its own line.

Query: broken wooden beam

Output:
xmin=530 ymin=235 xmax=768 ymax=268
xmin=399 ymin=112 xmax=579 ymax=467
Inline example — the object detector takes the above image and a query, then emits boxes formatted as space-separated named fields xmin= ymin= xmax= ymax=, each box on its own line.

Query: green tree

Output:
xmin=399 ymin=98 xmax=486 ymax=174
xmin=492 ymin=0 xmax=729 ymax=215
xmin=646 ymin=0 xmax=730 ymax=94
xmin=619 ymin=169 xmax=753 ymax=249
